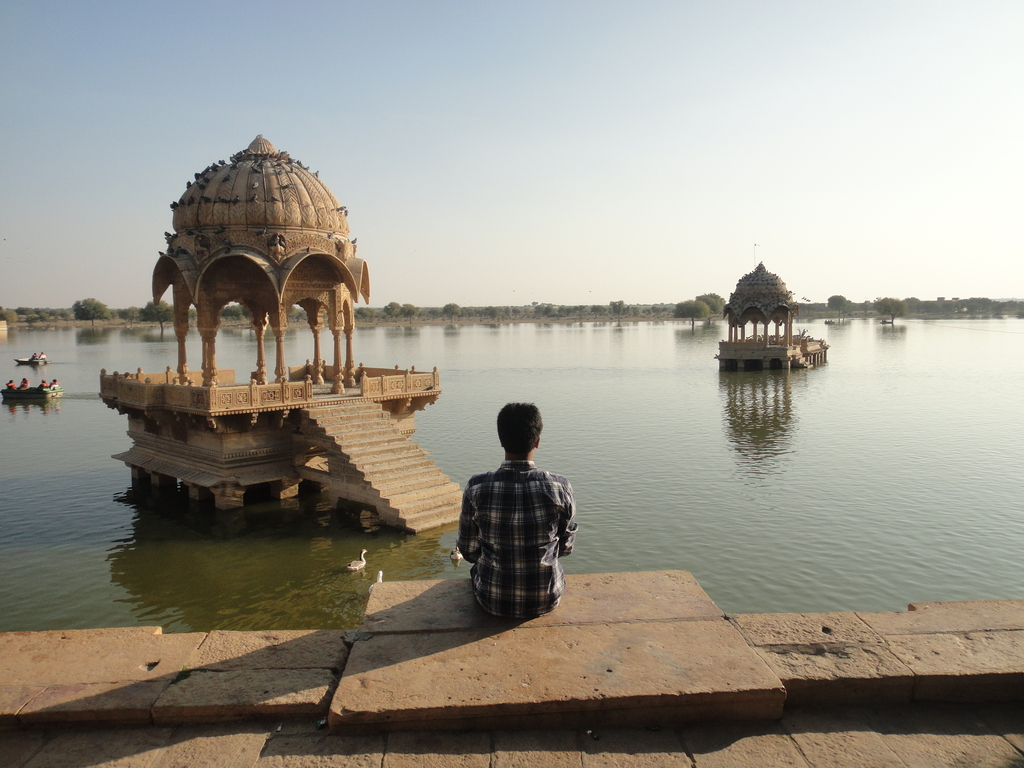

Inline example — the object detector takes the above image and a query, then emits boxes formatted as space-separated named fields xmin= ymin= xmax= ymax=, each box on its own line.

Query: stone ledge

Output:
xmin=858 ymin=599 xmax=1024 ymax=636
xmin=17 ymin=680 xmax=168 ymax=726
xmin=885 ymin=630 xmax=1024 ymax=702
xmin=729 ymin=612 xmax=914 ymax=706
xmin=330 ymin=617 xmax=784 ymax=733
xmin=152 ymin=668 xmax=337 ymax=724
xmin=185 ymin=630 xmax=349 ymax=672
xmin=361 ymin=571 xmax=724 ymax=634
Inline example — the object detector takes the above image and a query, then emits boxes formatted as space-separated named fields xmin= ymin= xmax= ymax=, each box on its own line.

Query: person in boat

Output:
xmin=50 ymin=378 xmax=59 ymax=388
xmin=19 ymin=378 xmax=31 ymax=389
xmin=457 ymin=402 xmax=578 ymax=619
xmin=5 ymin=380 xmax=14 ymax=390
xmin=40 ymin=379 xmax=49 ymax=389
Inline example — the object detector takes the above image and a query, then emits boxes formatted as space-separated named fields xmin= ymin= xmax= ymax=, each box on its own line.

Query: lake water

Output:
xmin=2 ymin=318 xmax=1022 ymax=633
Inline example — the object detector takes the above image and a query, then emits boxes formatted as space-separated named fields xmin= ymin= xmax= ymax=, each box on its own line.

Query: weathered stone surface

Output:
xmin=256 ymin=732 xmax=385 ymax=766
xmin=17 ymin=727 xmax=174 ymax=768
xmin=17 ymin=680 xmax=167 ymax=725
xmin=152 ymin=668 xmax=336 ymax=723
xmin=870 ymin=702 xmax=1023 ymax=767
xmin=0 ymin=628 xmax=204 ymax=686
xmin=731 ymin=612 xmax=881 ymax=646
xmin=362 ymin=571 xmax=723 ymax=635
xmin=150 ymin=722 xmax=272 ymax=768
xmin=859 ymin=600 xmax=1024 ymax=636
xmin=384 ymin=730 xmax=492 ymax=767
xmin=753 ymin=644 xmax=913 ymax=705
xmin=782 ymin=706 xmax=905 ymax=767
xmin=679 ymin=720 xmax=809 ymax=767
xmin=330 ymin=619 xmax=783 ymax=732
xmin=580 ymin=727 xmax=692 ymax=767
xmin=974 ymin=702 xmax=1024 ymax=753
xmin=0 ymin=686 xmax=44 ymax=729
xmin=493 ymin=730 xmax=581 ymax=768
xmin=0 ymin=730 xmax=44 ymax=768
xmin=884 ymin=630 xmax=1024 ymax=701
xmin=187 ymin=630 xmax=348 ymax=672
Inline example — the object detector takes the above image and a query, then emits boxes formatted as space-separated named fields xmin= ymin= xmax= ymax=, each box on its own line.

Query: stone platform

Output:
xmin=3 ymin=572 xmax=1024 ymax=765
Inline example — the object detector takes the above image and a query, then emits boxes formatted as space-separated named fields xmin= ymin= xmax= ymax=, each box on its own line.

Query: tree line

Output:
xmin=3 ymin=293 xmax=1021 ymax=330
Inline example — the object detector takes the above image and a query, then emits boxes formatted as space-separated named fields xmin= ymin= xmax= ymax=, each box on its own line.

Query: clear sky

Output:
xmin=1 ymin=1 xmax=1021 ymax=310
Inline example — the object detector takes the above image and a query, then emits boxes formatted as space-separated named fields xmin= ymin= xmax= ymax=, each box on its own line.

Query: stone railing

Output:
xmin=99 ymin=364 xmax=441 ymax=414
xmin=100 ymin=368 xmax=313 ymax=414
xmin=357 ymin=366 xmax=440 ymax=399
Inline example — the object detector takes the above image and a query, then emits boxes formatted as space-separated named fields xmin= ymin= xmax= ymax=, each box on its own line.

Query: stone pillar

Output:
xmin=273 ymin=327 xmax=287 ymax=383
xmin=331 ymin=328 xmax=343 ymax=394
xmin=200 ymin=328 xmax=219 ymax=386
xmin=149 ymin=471 xmax=177 ymax=491
xmin=344 ymin=328 xmax=356 ymax=388
xmin=270 ymin=479 xmax=301 ymax=500
xmin=185 ymin=483 xmax=213 ymax=502
xmin=254 ymin=320 xmax=268 ymax=385
xmin=213 ymin=483 xmax=246 ymax=510
xmin=175 ymin=328 xmax=188 ymax=383
xmin=311 ymin=325 xmax=324 ymax=384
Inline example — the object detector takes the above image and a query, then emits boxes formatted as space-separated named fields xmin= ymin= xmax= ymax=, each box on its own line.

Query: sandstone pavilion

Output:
xmin=100 ymin=136 xmax=460 ymax=532
xmin=716 ymin=263 xmax=829 ymax=371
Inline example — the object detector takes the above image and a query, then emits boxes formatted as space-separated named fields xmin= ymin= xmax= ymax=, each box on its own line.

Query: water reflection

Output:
xmin=75 ymin=328 xmax=116 ymax=345
xmin=719 ymin=372 xmax=796 ymax=476
xmin=105 ymin=486 xmax=458 ymax=632
xmin=4 ymin=399 xmax=62 ymax=417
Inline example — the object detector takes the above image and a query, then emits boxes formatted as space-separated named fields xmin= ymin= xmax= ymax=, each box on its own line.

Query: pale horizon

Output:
xmin=1 ymin=2 xmax=1021 ymax=310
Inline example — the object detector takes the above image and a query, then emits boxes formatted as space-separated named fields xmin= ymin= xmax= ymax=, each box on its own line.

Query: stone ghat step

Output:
xmin=3 ymin=575 xmax=1023 ymax=733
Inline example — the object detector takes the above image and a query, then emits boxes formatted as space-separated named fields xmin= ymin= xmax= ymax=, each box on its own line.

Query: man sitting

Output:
xmin=457 ymin=402 xmax=577 ymax=619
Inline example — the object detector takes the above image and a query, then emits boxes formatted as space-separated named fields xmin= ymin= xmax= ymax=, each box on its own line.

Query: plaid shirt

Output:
xmin=457 ymin=460 xmax=577 ymax=618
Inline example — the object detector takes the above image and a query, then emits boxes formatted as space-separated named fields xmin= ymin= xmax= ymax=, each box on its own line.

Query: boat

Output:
xmin=2 ymin=385 xmax=63 ymax=401
xmin=14 ymin=355 xmax=50 ymax=365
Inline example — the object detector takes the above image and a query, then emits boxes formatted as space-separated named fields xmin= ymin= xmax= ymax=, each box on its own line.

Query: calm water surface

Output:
xmin=2 ymin=318 xmax=1022 ymax=632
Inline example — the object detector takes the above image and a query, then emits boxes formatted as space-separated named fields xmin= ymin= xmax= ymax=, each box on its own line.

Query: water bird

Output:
xmin=369 ymin=571 xmax=383 ymax=593
xmin=347 ymin=549 xmax=367 ymax=571
xmin=450 ymin=545 xmax=463 ymax=563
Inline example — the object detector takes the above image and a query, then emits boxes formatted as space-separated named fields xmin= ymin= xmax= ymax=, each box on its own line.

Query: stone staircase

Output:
xmin=299 ymin=399 xmax=462 ymax=532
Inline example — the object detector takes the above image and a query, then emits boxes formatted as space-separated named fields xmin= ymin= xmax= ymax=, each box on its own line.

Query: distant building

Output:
xmin=716 ymin=263 xmax=828 ymax=371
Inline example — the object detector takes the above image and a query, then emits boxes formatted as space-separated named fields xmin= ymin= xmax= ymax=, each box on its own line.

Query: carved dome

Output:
xmin=170 ymin=136 xmax=349 ymax=236
xmin=725 ymin=262 xmax=797 ymax=318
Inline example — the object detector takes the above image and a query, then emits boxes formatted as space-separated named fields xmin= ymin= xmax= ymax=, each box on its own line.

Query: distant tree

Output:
xmin=827 ymin=295 xmax=853 ymax=321
xmin=220 ymin=303 xmax=249 ymax=321
xmin=400 ymin=303 xmax=419 ymax=319
xmin=382 ymin=301 xmax=402 ymax=319
xmin=591 ymin=304 xmax=608 ymax=316
xmin=355 ymin=306 xmax=378 ymax=321
xmin=0 ymin=307 xmax=16 ymax=323
xmin=118 ymin=306 xmax=142 ymax=327
xmin=609 ymin=300 xmax=626 ymax=319
xmin=140 ymin=300 xmax=174 ymax=331
xmin=482 ymin=306 xmax=500 ymax=321
xmin=442 ymin=303 xmax=461 ymax=323
xmin=674 ymin=299 xmax=711 ymax=328
xmin=72 ymin=298 xmax=112 ymax=327
xmin=696 ymin=293 xmax=725 ymax=314
xmin=874 ymin=297 xmax=907 ymax=324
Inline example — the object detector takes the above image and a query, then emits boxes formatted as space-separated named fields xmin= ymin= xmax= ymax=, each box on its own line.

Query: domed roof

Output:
xmin=725 ymin=262 xmax=797 ymax=317
xmin=170 ymin=136 xmax=349 ymax=235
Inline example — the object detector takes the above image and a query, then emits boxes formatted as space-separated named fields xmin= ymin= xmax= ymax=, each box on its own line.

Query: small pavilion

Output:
xmin=154 ymin=135 xmax=367 ymax=391
xmin=100 ymin=137 xmax=460 ymax=532
xmin=716 ymin=263 xmax=828 ymax=371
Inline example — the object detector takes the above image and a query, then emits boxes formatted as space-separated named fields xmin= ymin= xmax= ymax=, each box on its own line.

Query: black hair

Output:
xmin=497 ymin=402 xmax=543 ymax=455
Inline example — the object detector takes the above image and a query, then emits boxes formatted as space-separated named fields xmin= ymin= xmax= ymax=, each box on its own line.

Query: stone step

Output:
xmin=397 ymin=501 xmax=464 ymax=532
xmin=383 ymin=481 xmax=462 ymax=510
xmin=387 ymin=487 xmax=463 ymax=518
xmin=372 ymin=469 xmax=455 ymax=497
xmin=330 ymin=572 xmax=784 ymax=733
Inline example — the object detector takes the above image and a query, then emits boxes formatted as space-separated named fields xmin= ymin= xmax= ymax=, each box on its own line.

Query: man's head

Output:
xmin=497 ymin=402 xmax=543 ymax=457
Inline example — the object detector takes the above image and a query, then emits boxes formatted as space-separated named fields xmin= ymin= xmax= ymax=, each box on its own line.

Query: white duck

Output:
xmin=347 ymin=549 xmax=368 ymax=571
xmin=369 ymin=571 xmax=384 ymax=593
xmin=450 ymin=545 xmax=464 ymax=563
